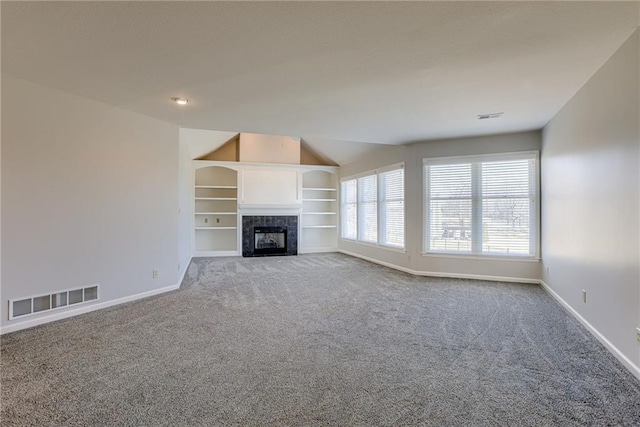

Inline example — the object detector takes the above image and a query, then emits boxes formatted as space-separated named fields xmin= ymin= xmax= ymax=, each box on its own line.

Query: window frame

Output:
xmin=423 ymin=151 xmax=540 ymax=260
xmin=378 ymin=167 xmax=405 ymax=249
xmin=340 ymin=163 xmax=406 ymax=251
xmin=340 ymin=179 xmax=358 ymax=241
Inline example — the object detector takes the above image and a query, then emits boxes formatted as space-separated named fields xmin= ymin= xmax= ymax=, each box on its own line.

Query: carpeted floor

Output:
xmin=2 ymin=253 xmax=640 ymax=426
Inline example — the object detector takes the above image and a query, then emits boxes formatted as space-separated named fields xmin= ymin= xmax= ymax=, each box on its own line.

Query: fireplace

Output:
xmin=254 ymin=227 xmax=287 ymax=255
xmin=242 ymin=215 xmax=298 ymax=257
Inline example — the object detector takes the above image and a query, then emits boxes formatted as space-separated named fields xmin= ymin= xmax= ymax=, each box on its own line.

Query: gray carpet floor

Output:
xmin=2 ymin=253 xmax=640 ymax=426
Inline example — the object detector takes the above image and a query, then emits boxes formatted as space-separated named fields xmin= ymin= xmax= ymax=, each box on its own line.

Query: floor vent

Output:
xmin=8 ymin=285 xmax=99 ymax=320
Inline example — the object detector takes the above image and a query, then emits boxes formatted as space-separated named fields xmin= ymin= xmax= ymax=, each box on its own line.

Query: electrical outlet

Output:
xmin=216 ymin=218 xmax=220 ymax=223
xmin=153 ymin=270 xmax=158 ymax=279
xmin=636 ymin=327 xmax=640 ymax=345
xmin=204 ymin=218 xmax=208 ymax=224
xmin=582 ymin=290 xmax=587 ymax=304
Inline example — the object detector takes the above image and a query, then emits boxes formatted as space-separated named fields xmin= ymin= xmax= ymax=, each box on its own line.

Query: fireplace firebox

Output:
xmin=242 ymin=215 xmax=297 ymax=257
xmin=254 ymin=227 xmax=287 ymax=255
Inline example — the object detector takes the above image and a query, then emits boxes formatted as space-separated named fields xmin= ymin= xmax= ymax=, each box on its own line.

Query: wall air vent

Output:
xmin=478 ymin=112 xmax=504 ymax=120
xmin=8 ymin=285 xmax=99 ymax=320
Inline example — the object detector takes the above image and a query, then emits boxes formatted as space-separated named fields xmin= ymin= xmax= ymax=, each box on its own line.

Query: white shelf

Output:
xmin=195 ymin=212 xmax=237 ymax=215
xmin=195 ymin=226 xmax=237 ymax=230
xmin=303 ymin=212 xmax=336 ymax=215
xmin=194 ymin=166 xmax=239 ymax=255
xmin=301 ymin=170 xmax=339 ymax=251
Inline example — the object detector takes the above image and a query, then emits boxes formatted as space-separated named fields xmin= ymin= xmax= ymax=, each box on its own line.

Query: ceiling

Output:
xmin=2 ymin=1 xmax=639 ymax=163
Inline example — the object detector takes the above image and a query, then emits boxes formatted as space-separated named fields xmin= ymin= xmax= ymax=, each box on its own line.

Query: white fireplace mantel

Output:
xmin=237 ymin=204 xmax=302 ymax=217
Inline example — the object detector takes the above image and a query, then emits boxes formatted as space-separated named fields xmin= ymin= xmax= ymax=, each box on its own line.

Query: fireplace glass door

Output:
xmin=254 ymin=227 xmax=287 ymax=255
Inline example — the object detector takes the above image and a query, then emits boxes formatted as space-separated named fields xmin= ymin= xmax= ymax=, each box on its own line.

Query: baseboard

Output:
xmin=539 ymin=280 xmax=640 ymax=381
xmin=299 ymin=247 xmax=337 ymax=254
xmin=1 ymin=283 xmax=181 ymax=335
xmin=338 ymin=249 xmax=640 ymax=380
xmin=193 ymin=250 xmax=240 ymax=257
xmin=178 ymin=256 xmax=193 ymax=287
xmin=338 ymin=249 xmax=540 ymax=284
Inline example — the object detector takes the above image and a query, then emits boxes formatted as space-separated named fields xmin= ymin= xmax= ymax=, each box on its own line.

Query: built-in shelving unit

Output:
xmin=191 ymin=159 xmax=338 ymax=257
xmin=194 ymin=166 xmax=239 ymax=256
xmin=300 ymin=171 xmax=338 ymax=252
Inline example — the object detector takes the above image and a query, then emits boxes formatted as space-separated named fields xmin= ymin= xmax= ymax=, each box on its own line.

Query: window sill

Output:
xmin=421 ymin=252 xmax=540 ymax=262
xmin=340 ymin=238 xmax=407 ymax=254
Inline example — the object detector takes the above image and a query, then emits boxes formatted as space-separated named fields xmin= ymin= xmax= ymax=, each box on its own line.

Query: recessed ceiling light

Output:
xmin=171 ymin=97 xmax=189 ymax=105
xmin=478 ymin=112 xmax=503 ymax=120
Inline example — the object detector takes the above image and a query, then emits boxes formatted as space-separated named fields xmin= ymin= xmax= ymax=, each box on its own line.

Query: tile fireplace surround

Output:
xmin=242 ymin=215 xmax=298 ymax=257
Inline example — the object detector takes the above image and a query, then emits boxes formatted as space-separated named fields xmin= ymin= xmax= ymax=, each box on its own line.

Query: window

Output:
xmin=424 ymin=152 xmax=538 ymax=257
xmin=358 ymin=174 xmax=377 ymax=243
xmin=341 ymin=179 xmax=357 ymax=240
xmin=340 ymin=164 xmax=405 ymax=249
xmin=379 ymin=168 xmax=405 ymax=247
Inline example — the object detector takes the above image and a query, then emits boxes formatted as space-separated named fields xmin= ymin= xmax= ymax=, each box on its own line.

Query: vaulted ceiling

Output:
xmin=2 ymin=1 xmax=638 ymax=164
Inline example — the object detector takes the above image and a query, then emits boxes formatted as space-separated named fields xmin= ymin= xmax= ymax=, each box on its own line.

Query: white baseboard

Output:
xmin=1 ymin=283 xmax=181 ymax=335
xmin=338 ymin=249 xmax=540 ymax=284
xmin=339 ymin=249 xmax=640 ymax=380
xmin=178 ymin=256 xmax=193 ymax=287
xmin=299 ymin=247 xmax=337 ymax=254
xmin=193 ymin=250 xmax=240 ymax=257
xmin=539 ymin=280 xmax=640 ymax=381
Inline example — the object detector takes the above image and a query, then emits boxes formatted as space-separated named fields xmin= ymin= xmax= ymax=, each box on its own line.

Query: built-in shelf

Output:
xmin=300 ymin=170 xmax=338 ymax=253
xmin=194 ymin=165 xmax=239 ymax=255
xmin=192 ymin=164 xmax=341 ymax=256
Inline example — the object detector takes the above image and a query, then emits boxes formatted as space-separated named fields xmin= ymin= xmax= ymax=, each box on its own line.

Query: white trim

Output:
xmin=422 ymin=150 xmax=540 ymax=166
xmin=423 ymin=150 xmax=540 ymax=258
xmin=299 ymin=247 xmax=337 ymax=254
xmin=193 ymin=159 xmax=338 ymax=173
xmin=539 ymin=280 xmax=640 ymax=381
xmin=1 ymin=283 xmax=180 ymax=335
xmin=340 ymin=238 xmax=407 ymax=254
xmin=178 ymin=256 xmax=192 ymax=286
xmin=338 ymin=249 xmax=539 ymax=284
xmin=339 ymin=250 xmax=640 ymax=380
xmin=421 ymin=252 xmax=540 ymax=262
xmin=193 ymin=250 xmax=240 ymax=257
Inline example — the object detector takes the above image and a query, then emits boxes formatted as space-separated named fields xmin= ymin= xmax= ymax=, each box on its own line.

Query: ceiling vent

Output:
xmin=478 ymin=112 xmax=503 ymax=120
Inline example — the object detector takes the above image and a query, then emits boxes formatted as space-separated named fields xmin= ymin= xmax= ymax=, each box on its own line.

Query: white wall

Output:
xmin=178 ymin=137 xmax=193 ymax=278
xmin=541 ymin=31 xmax=639 ymax=369
xmin=1 ymin=75 xmax=180 ymax=329
xmin=339 ymin=131 xmax=542 ymax=282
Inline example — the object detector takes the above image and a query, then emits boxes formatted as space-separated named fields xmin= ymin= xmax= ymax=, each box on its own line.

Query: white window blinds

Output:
xmin=424 ymin=152 xmax=538 ymax=257
xmin=341 ymin=179 xmax=357 ymax=240
xmin=379 ymin=168 xmax=405 ymax=247
xmin=340 ymin=164 xmax=405 ymax=249
xmin=358 ymin=174 xmax=378 ymax=243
